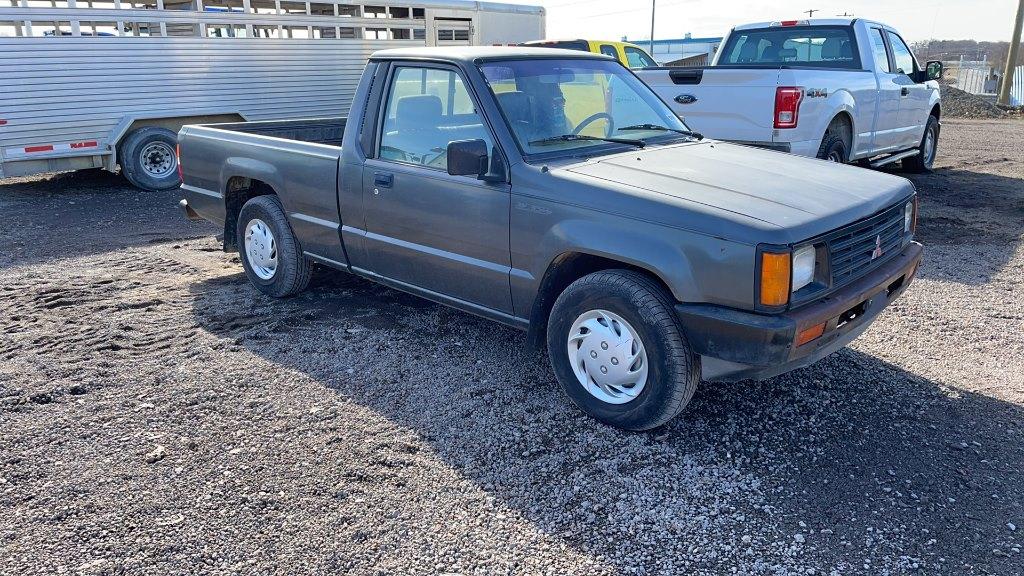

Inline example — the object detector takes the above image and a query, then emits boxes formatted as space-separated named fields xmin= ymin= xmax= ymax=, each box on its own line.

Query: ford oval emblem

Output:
xmin=675 ymin=94 xmax=698 ymax=105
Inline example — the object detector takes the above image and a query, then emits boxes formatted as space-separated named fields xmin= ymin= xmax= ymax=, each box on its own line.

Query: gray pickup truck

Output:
xmin=178 ymin=46 xmax=923 ymax=431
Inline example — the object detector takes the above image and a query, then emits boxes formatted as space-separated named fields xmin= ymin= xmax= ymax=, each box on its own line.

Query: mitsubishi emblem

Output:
xmin=870 ymin=235 xmax=883 ymax=260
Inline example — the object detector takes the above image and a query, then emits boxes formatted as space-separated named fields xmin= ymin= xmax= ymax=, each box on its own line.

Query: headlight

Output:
xmin=904 ymin=200 xmax=915 ymax=233
xmin=791 ymin=245 xmax=816 ymax=292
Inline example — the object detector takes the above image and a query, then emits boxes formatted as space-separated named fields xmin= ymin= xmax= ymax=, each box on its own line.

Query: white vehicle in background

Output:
xmin=0 ymin=0 xmax=544 ymax=190
xmin=636 ymin=18 xmax=943 ymax=172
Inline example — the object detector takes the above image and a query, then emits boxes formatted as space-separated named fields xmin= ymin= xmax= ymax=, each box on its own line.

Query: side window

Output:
xmin=869 ymin=28 xmax=891 ymax=73
xmin=599 ymin=44 xmax=619 ymax=60
xmin=379 ymin=66 xmax=493 ymax=169
xmin=886 ymin=31 xmax=915 ymax=76
xmin=624 ymin=46 xmax=657 ymax=69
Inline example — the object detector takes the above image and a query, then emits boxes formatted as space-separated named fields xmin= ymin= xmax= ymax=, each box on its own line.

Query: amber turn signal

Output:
xmin=795 ymin=322 xmax=826 ymax=347
xmin=760 ymin=251 xmax=791 ymax=307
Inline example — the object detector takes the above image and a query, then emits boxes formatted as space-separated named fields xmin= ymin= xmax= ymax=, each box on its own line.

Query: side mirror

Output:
xmin=925 ymin=60 xmax=943 ymax=81
xmin=447 ymin=139 xmax=501 ymax=181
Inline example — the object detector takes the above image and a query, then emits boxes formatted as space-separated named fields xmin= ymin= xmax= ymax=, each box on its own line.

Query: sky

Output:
xmin=503 ymin=0 xmax=1020 ymax=44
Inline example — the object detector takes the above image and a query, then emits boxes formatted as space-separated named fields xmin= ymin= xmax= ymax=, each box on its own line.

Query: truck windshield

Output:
xmin=480 ymin=58 xmax=692 ymax=157
xmin=719 ymin=26 xmax=860 ymax=69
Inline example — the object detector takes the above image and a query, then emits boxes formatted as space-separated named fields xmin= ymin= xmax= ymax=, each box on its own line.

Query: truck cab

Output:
xmin=521 ymin=39 xmax=659 ymax=69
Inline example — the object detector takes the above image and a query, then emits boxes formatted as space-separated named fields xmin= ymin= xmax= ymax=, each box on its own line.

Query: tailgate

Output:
xmin=639 ymin=67 xmax=781 ymax=143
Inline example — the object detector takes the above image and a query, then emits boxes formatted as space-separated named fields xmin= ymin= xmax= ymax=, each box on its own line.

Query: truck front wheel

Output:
xmin=237 ymin=195 xmax=311 ymax=298
xmin=546 ymin=270 xmax=700 ymax=431
xmin=902 ymin=115 xmax=939 ymax=173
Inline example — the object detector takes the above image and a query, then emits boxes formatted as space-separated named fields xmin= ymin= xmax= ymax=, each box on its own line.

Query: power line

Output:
xmin=804 ymin=8 xmax=819 ymax=17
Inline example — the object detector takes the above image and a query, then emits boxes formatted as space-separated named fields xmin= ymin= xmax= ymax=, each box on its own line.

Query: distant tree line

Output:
xmin=911 ymin=39 xmax=1024 ymax=68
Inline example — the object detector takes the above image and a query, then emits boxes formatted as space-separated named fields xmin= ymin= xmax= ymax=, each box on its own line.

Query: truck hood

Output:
xmin=564 ymin=140 xmax=915 ymax=244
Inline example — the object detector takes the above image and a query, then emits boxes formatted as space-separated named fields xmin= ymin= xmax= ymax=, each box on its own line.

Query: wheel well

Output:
xmin=930 ymin=104 xmax=941 ymax=119
xmin=525 ymin=252 xmax=674 ymax=350
xmin=828 ymin=112 xmax=853 ymax=144
xmin=223 ymin=177 xmax=276 ymax=251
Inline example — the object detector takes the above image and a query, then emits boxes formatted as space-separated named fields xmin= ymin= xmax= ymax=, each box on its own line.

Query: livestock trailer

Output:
xmin=0 ymin=0 xmax=545 ymax=190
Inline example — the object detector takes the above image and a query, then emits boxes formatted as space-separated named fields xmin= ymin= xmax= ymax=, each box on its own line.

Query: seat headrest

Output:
xmin=738 ymin=41 xmax=759 ymax=62
xmin=497 ymin=91 xmax=535 ymax=124
xmin=821 ymin=37 xmax=843 ymax=60
xmin=396 ymin=94 xmax=442 ymax=131
xmin=839 ymin=40 xmax=853 ymax=60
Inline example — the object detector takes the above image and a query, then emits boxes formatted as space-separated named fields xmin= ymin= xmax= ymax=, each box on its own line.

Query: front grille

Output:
xmin=827 ymin=203 xmax=906 ymax=286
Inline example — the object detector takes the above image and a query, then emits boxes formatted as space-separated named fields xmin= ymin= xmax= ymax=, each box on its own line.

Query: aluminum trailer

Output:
xmin=0 ymin=0 xmax=545 ymax=190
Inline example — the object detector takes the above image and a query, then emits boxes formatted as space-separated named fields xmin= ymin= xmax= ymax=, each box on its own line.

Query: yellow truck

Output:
xmin=520 ymin=39 xmax=659 ymax=69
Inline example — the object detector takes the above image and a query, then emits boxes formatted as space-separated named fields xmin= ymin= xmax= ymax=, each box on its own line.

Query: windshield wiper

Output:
xmin=618 ymin=124 xmax=704 ymax=140
xmin=529 ymin=134 xmax=646 ymax=148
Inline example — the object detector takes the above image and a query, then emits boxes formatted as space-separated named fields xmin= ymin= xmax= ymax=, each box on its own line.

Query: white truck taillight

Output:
xmin=774 ymin=87 xmax=804 ymax=129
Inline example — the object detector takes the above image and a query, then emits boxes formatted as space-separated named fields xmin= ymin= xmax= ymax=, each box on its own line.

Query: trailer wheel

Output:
xmin=119 ymin=127 xmax=180 ymax=191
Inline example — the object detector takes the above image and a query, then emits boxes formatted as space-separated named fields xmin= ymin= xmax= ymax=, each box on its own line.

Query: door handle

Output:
xmin=373 ymin=172 xmax=393 ymax=188
xmin=901 ymin=87 xmax=910 ymax=97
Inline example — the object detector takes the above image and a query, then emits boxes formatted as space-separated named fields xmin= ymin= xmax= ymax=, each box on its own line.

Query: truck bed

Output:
xmin=204 ymin=117 xmax=346 ymax=147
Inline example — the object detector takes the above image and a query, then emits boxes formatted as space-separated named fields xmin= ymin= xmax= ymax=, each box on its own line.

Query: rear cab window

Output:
xmin=599 ymin=44 xmax=619 ymax=59
xmin=525 ymin=40 xmax=590 ymax=52
xmin=719 ymin=25 xmax=861 ymax=69
xmin=868 ymin=28 xmax=892 ymax=73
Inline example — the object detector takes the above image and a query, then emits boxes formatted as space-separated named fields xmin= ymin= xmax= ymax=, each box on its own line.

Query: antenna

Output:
xmin=804 ymin=8 xmax=819 ymax=17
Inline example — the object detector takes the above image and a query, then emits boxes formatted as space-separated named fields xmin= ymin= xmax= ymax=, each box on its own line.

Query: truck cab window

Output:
xmin=600 ymin=45 xmax=619 ymax=59
xmin=379 ymin=66 xmax=493 ymax=169
xmin=869 ymin=28 xmax=891 ymax=73
xmin=886 ymin=31 xmax=916 ymax=76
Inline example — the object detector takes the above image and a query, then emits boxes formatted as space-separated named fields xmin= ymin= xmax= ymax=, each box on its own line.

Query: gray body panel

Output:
xmin=179 ymin=47 xmax=919 ymax=377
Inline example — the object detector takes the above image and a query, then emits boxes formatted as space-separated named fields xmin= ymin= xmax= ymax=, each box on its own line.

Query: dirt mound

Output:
xmin=939 ymin=84 xmax=1007 ymax=119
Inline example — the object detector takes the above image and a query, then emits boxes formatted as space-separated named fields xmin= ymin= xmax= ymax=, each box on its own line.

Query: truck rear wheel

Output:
xmin=546 ymin=269 xmax=700 ymax=431
xmin=237 ymin=195 xmax=311 ymax=298
xmin=903 ymin=115 xmax=939 ymax=173
xmin=119 ymin=127 xmax=181 ymax=191
xmin=816 ymin=126 xmax=849 ymax=163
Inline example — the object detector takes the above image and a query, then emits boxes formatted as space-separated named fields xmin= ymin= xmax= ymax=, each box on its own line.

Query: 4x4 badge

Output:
xmin=871 ymin=235 xmax=883 ymax=260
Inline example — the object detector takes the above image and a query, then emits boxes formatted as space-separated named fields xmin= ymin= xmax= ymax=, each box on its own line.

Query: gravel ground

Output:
xmin=1 ymin=119 xmax=1022 ymax=576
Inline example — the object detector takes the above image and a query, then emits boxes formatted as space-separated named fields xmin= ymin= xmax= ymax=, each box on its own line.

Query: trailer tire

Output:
xmin=237 ymin=195 xmax=311 ymax=298
xmin=119 ymin=127 xmax=181 ymax=191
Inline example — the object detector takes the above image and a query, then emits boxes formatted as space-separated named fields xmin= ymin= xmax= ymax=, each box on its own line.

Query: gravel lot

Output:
xmin=1 ymin=119 xmax=1022 ymax=575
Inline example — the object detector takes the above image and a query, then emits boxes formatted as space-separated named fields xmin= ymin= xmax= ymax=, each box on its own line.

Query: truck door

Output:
xmin=867 ymin=27 xmax=902 ymax=153
xmin=886 ymin=30 xmax=931 ymax=150
xmin=360 ymin=63 xmax=514 ymax=314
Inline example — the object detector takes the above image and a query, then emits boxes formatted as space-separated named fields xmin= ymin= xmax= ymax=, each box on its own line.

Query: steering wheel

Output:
xmin=572 ymin=112 xmax=615 ymax=137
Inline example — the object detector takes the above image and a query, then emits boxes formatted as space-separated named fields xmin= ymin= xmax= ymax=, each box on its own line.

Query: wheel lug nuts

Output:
xmin=600 ymin=366 xmax=608 ymax=374
xmin=611 ymin=358 xmax=619 ymax=365
xmin=601 ymin=342 xmax=608 ymax=350
xmin=590 ymin=351 xmax=598 ymax=358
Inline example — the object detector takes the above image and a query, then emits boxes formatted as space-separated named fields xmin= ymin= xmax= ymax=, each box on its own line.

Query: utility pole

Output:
xmin=804 ymin=8 xmax=819 ymax=18
xmin=649 ymin=0 xmax=656 ymax=56
xmin=998 ymin=0 xmax=1024 ymax=105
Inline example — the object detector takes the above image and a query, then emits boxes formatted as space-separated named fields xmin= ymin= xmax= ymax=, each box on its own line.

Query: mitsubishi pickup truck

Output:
xmin=635 ymin=18 xmax=943 ymax=171
xmin=178 ymin=46 xmax=923 ymax=431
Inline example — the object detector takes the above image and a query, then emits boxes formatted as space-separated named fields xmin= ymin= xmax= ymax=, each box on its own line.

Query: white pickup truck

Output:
xmin=636 ymin=18 xmax=943 ymax=171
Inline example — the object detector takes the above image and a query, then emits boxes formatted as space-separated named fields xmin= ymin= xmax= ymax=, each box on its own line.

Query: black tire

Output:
xmin=546 ymin=269 xmax=700 ymax=431
xmin=119 ymin=127 xmax=181 ymax=191
xmin=236 ymin=195 xmax=311 ymax=298
xmin=816 ymin=128 xmax=849 ymax=163
xmin=902 ymin=115 xmax=939 ymax=173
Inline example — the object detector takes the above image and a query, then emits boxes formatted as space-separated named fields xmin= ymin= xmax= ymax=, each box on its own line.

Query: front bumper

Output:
xmin=677 ymin=241 xmax=923 ymax=382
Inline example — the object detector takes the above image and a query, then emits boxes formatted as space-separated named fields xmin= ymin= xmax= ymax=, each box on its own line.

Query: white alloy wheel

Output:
xmin=244 ymin=218 xmax=278 ymax=280
xmin=923 ymin=126 xmax=937 ymax=165
xmin=566 ymin=309 xmax=649 ymax=404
